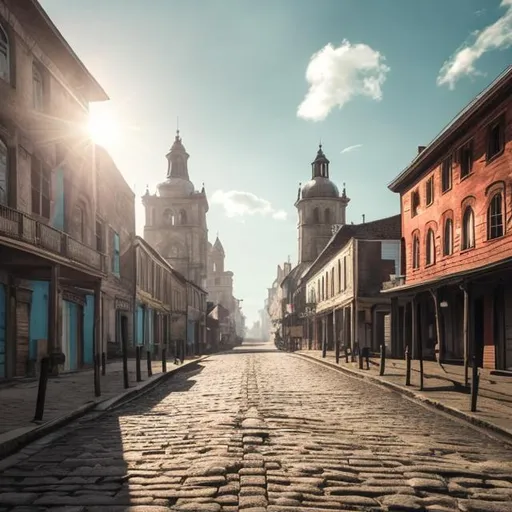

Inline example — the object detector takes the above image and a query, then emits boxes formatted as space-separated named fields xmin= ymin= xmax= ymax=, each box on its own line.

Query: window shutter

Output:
xmin=8 ymin=26 xmax=16 ymax=89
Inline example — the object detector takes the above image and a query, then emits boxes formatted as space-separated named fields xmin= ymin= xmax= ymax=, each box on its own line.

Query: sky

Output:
xmin=41 ymin=0 xmax=512 ymax=326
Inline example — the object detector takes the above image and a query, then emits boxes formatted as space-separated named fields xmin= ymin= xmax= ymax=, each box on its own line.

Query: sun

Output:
xmin=87 ymin=106 xmax=121 ymax=147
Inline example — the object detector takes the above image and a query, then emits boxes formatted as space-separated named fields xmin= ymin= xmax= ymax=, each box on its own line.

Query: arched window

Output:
xmin=462 ymin=207 xmax=475 ymax=250
xmin=488 ymin=193 xmax=504 ymax=240
xmin=313 ymin=207 xmax=320 ymax=223
xmin=179 ymin=209 xmax=187 ymax=225
xmin=412 ymin=234 xmax=420 ymax=269
xmin=32 ymin=65 xmax=44 ymax=111
xmin=443 ymin=218 xmax=453 ymax=256
xmin=0 ymin=23 xmax=9 ymax=82
xmin=213 ymin=262 xmax=217 ymax=272
xmin=324 ymin=208 xmax=331 ymax=224
xmin=0 ymin=138 xmax=7 ymax=205
xmin=426 ymin=229 xmax=435 ymax=265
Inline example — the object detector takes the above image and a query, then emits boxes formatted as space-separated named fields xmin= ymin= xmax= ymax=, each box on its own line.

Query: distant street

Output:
xmin=1 ymin=340 xmax=511 ymax=512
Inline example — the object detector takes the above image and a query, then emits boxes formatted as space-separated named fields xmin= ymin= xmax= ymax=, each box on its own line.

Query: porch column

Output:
xmin=322 ymin=315 xmax=327 ymax=358
xmin=351 ymin=300 xmax=357 ymax=352
xmin=411 ymin=297 xmax=417 ymax=360
xmin=333 ymin=308 xmax=339 ymax=362
xmin=390 ymin=297 xmax=399 ymax=357
xmin=47 ymin=264 xmax=60 ymax=374
xmin=461 ymin=283 xmax=470 ymax=387
xmin=93 ymin=280 xmax=102 ymax=397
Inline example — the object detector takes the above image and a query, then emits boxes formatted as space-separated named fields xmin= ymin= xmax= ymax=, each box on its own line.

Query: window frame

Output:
xmin=30 ymin=154 xmax=51 ymax=220
xmin=461 ymin=206 xmax=475 ymax=251
xmin=411 ymin=189 xmax=420 ymax=217
xmin=425 ymin=176 xmax=434 ymax=207
xmin=443 ymin=218 xmax=453 ymax=256
xmin=487 ymin=192 xmax=504 ymax=240
xmin=32 ymin=63 xmax=44 ymax=111
xmin=412 ymin=234 xmax=420 ymax=270
xmin=441 ymin=155 xmax=452 ymax=193
xmin=425 ymin=228 xmax=435 ymax=266
xmin=112 ymin=231 xmax=120 ymax=277
xmin=459 ymin=140 xmax=473 ymax=180
xmin=486 ymin=115 xmax=505 ymax=163
xmin=0 ymin=22 xmax=10 ymax=83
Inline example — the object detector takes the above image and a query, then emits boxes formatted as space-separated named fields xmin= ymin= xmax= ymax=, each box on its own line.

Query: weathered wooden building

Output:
xmin=0 ymin=0 xmax=109 ymax=378
xmin=134 ymin=236 xmax=187 ymax=356
xmin=385 ymin=65 xmax=512 ymax=372
xmin=300 ymin=215 xmax=401 ymax=354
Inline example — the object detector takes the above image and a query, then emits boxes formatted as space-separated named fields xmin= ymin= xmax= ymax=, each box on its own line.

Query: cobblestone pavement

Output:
xmin=1 ymin=341 xmax=512 ymax=512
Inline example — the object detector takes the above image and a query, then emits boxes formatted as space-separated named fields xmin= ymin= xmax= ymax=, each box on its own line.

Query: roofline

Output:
xmin=29 ymin=0 xmax=109 ymax=102
xmin=388 ymin=65 xmax=512 ymax=193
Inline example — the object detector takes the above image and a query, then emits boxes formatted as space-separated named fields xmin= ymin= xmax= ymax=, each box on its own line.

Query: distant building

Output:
xmin=142 ymin=131 xmax=209 ymax=289
xmin=206 ymin=236 xmax=234 ymax=312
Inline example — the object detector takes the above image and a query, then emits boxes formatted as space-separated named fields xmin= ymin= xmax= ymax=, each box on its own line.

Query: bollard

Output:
xmin=101 ymin=352 xmax=106 ymax=376
xmin=335 ymin=339 xmax=340 ymax=365
xmin=405 ymin=345 xmax=411 ymax=386
xmin=162 ymin=348 xmax=167 ymax=373
xmin=365 ymin=350 xmax=370 ymax=370
xmin=471 ymin=356 xmax=479 ymax=412
xmin=94 ymin=353 xmax=101 ymax=397
xmin=136 ymin=346 xmax=142 ymax=382
xmin=419 ymin=356 xmax=424 ymax=391
xmin=344 ymin=345 xmax=349 ymax=363
xmin=147 ymin=350 xmax=152 ymax=377
xmin=33 ymin=357 xmax=50 ymax=422
xmin=379 ymin=344 xmax=386 ymax=376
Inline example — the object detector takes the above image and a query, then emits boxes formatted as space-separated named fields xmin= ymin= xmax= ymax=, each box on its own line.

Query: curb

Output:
xmin=293 ymin=352 xmax=512 ymax=446
xmin=0 ymin=356 xmax=209 ymax=460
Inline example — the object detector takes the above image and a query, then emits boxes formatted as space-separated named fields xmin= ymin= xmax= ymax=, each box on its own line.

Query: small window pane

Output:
xmin=0 ymin=139 xmax=7 ymax=205
xmin=488 ymin=193 xmax=504 ymax=240
xmin=0 ymin=24 xmax=9 ymax=82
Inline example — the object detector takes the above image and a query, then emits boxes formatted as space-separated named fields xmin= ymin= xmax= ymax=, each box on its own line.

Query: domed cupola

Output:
xmin=300 ymin=144 xmax=340 ymax=199
xmin=157 ymin=130 xmax=195 ymax=197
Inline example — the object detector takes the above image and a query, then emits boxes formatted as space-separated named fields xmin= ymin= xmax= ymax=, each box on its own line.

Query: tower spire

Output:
xmin=311 ymin=143 xmax=330 ymax=179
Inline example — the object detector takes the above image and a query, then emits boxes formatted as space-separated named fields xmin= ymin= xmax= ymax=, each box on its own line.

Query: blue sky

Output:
xmin=41 ymin=0 xmax=512 ymax=326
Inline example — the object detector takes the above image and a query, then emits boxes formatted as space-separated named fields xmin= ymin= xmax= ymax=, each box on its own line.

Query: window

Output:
xmin=462 ymin=207 xmax=475 ymax=250
xmin=0 ymin=23 xmax=9 ymax=82
xmin=179 ymin=209 xmax=187 ymax=224
xmin=411 ymin=190 xmax=420 ymax=217
xmin=426 ymin=176 xmax=434 ymax=206
xmin=443 ymin=218 xmax=453 ymax=256
xmin=426 ymin=229 xmax=435 ymax=265
xmin=313 ymin=207 xmax=320 ymax=223
xmin=337 ymin=259 xmax=341 ymax=292
xmin=321 ymin=276 xmax=324 ymax=300
xmin=32 ymin=65 xmax=44 ymax=111
xmin=488 ymin=193 xmax=504 ymax=240
xmin=113 ymin=231 xmax=120 ymax=276
xmin=74 ymin=204 xmax=85 ymax=242
xmin=412 ymin=234 xmax=420 ymax=269
xmin=487 ymin=117 xmax=505 ymax=161
xmin=330 ymin=268 xmax=334 ymax=296
xmin=441 ymin=156 xmax=452 ymax=192
xmin=0 ymin=138 xmax=7 ymax=205
xmin=325 ymin=272 xmax=329 ymax=299
xmin=95 ymin=220 xmax=103 ymax=251
xmin=214 ymin=277 xmax=220 ymax=285
xmin=459 ymin=142 xmax=473 ymax=179
xmin=325 ymin=208 xmax=331 ymax=224
xmin=31 ymin=155 xmax=50 ymax=219
xmin=343 ymin=256 xmax=347 ymax=290
xmin=213 ymin=262 xmax=216 ymax=272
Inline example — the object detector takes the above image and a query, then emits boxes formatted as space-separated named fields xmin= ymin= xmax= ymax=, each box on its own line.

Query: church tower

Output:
xmin=206 ymin=236 xmax=234 ymax=312
xmin=142 ymin=131 xmax=209 ymax=288
xmin=295 ymin=144 xmax=350 ymax=264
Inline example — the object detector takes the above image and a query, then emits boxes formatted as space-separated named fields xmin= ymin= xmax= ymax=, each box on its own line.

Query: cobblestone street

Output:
xmin=0 ymin=341 xmax=511 ymax=512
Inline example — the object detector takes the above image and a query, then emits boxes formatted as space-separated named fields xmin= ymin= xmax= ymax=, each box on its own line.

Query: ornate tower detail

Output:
xmin=295 ymin=144 xmax=350 ymax=264
xmin=206 ymin=236 xmax=235 ymax=312
xmin=142 ymin=131 xmax=209 ymax=288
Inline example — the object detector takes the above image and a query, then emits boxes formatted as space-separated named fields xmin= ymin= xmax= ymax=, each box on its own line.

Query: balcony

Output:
xmin=0 ymin=204 xmax=105 ymax=273
xmin=382 ymin=274 xmax=406 ymax=291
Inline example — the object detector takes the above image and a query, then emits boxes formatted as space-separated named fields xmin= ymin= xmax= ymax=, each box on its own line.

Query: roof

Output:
xmin=300 ymin=214 xmax=401 ymax=283
xmin=281 ymin=262 xmax=311 ymax=291
xmin=388 ymin=66 xmax=512 ymax=193
xmin=213 ymin=236 xmax=225 ymax=255
xmin=15 ymin=0 xmax=108 ymax=102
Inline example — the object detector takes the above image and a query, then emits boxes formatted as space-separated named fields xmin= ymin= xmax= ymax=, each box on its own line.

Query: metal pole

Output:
xmin=33 ymin=357 xmax=50 ymax=422
xmin=162 ymin=348 xmax=167 ymax=373
xmin=93 ymin=281 xmax=101 ymax=397
xmin=136 ymin=346 xmax=142 ymax=382
xmin=379 ymin=343 xmax=386 ymax=376
xmin=101 ymin=352 xmax=106 ymax=376
xmin=147 ymin=350 xmax=152 ymax=377
xmin=405 ymin=345 xmax=411 ymax=386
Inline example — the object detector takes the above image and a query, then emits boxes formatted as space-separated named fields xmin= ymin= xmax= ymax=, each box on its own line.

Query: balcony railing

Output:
xmin=0 ymin=204 xmax=104 ymax=273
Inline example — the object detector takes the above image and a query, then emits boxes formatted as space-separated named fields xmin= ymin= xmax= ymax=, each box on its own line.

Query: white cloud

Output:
xmin=437 ymin=0 xmax=512 ymax=89
xmin=211 ymin=190 xmax=288 ymax=220
xmin=297 ymin=40 xmax=390 ymax=122
xmin=340 ymin=144 xmax=363 ymax=154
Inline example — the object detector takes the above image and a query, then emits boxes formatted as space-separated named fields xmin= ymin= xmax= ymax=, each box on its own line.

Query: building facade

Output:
xmin=142 ymin=131 xmax=209 ymax=289
xmin=95 ymin=146 xmax=136 ymax=359
xmin=301 ymin=216 xmax=401 ymax=354
xmin=385 ymin=66 xmax=512 ymax=372
xmin=134 ymin=236 xmax=187 ymax=357
xmin=206 ymin=236 xmax=234 ymax=312
xmin=0 ymin=0 xmax=109 ymax=378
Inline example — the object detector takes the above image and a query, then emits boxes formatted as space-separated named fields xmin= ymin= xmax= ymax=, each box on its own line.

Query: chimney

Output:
xmin=418 ymin=146 xmax=426 ymax=154
xmin=362 ymin=214 xmax=365 ymax=224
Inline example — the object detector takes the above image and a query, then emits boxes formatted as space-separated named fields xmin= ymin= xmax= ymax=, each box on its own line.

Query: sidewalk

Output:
xmin=295 ymin=350 xmax=512 ymax=440
xmin=0 ymin=355 xmax=205 ymax=459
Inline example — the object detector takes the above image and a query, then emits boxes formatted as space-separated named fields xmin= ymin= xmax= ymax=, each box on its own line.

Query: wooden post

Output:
xmin=429 ymin=289 xmax=444 ymax=371
xmin=470 ymin=355 xmax=479 ymax=412
xmin=47 ymin=265 xmax=60 ymax=373
xmin=405 ymin=344 xmax=411 ymax=386
xmin=390 ymin=297 xmax=398 ymax=358
xmin=379 ymin=344 xmax=386 ymax=376
xmin=93 ymin=280 xmax=101 ymax=397
xmin=322 ymin=316 xmax=327 ymax=358
xmin=33 ymin=356 xmax=50 ymax=422
xmin=411 ymin=296 xmax=423 ymax=390
xmin=334 ymin=309 xmax=339 ymax=364
xmin=461 ymin=284 xmax=470 ymax=388
xmin=121 ymin=315 xmax=129 ymax=389
xmin=136 ymin=346 xmax=142 ymax=381
xmin=350 ymin=303 xmax=356 ymax=362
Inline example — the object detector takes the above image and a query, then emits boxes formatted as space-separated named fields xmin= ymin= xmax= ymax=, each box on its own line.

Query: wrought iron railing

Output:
xmin=0 ymin=204 xmax=105 ymax=272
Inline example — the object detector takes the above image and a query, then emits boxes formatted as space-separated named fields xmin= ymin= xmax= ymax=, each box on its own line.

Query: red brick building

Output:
xmin=384 ymin=66 xmax=512 ymax=374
